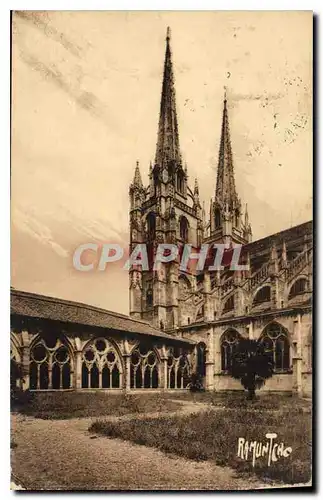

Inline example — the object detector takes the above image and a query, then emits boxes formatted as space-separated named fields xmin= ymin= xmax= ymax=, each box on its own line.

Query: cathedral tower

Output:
xmin=129 ymin=28 xmax=202 ymax=330
xmin=208 ymin=94 xmax=252 ymax=245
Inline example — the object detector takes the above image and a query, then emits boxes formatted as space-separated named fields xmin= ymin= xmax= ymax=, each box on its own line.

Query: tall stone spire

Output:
xmin=215 ymin=94 xmax=238 ymax=209
xmin=155 ymin=27 xmax=181 ymax=169
xmin=132 ymin=161 xmax=143 ymax=188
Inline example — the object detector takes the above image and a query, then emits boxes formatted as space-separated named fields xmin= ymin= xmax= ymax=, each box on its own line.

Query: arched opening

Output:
xmin=196 ymin=342 xmax=206 ymax=378
xmin=167 ymin=350 xmax=190 ymax=389
xmin=147 ymin=212 xmax=156 ymax=241
xmin=253 ymin=286 xmax=271 ymax=305
xmin=196 ymin=305 xmax=204 ymax=321
xmin=130 ymin=345 xmax=159 ymax=389
xmin=215 ymin=208 xmax=221 ymax=228
xmin=288 ymin=278 xmax=308 ymax=298
xmin=259 ymin=323 xmax=290 ymax=372
xmin=220 ymin=330 xmax=241 ymax=373
xmin=223 ymin=295 xmax=235 ymax=313
xmin=146 ymin=287 xmax=153 ymax=308
xmin=177 ymin=171 xmax=184 ymax=194
xmin=82 ymin=338 xmax=122 ymax=389
xmin=234 ymin=209 xmax=240 ymax=229
xmin=179 ymin=216 xmax=189 ymax=242
xmin=29 ymin=335 xmax=73 ymax=390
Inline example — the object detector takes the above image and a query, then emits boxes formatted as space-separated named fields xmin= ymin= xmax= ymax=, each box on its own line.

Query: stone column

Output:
xmin=21 ymin=344 xmax=30 ymax=391
xmin=124 ymin=355 xmax=131 ymax=391
xmin=292 ymin=314 xmax=303 ymax=395
xmin=205 ymin=328 xmax=215 ymax=390
xmin=159 ymin=357 xmax=168 ymax=390
xmin=75 ymin=351 xmax=82 ymax=389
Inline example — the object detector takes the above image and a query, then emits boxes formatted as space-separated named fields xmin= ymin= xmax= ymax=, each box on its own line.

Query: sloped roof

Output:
xmin=11 ymin=289 xmax=195 ymax=344
xmin=244 ymin=221 xmax=312 ymax=256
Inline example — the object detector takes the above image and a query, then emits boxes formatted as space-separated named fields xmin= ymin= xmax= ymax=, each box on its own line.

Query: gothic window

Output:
xmin=167 ymin=349 xmax=190 ymax=389
xmin=196 ymin=305 xmax=204 ymax=321
xmin=288 ymin=278 xmax=308 ymax=298
xmin=235 ymin=209 xmax=240 ymax=229
xmin=146 ymin=287 xmax=153 ymax=308
xmin=29 ymin=335 xmax=73 ymax=390
xmin=177 ymin=172 xmax=184 ymax=194
xmin=223 ymin=294 xmax=235 ymax=313
xmin=253 ymin=286 xmax=271 ymax=305
xmin=196 ymin=342 xmax=206 ymax=378
xmin=81 ymin=338 xmax=122 ymax=389
xmin=259 ymin=323 xmax=290 ymax=372
xmin=130 ymin=345 xmax=159 ymax=389
xmin=147 ymin=212 xmax=156 ymax=240
xmin=179 ymin=216 xmax=189 ymax=242
xmin=215 ymin=209 xmax=221 ymax=228
xmin=221 ymin=330 xmax=241 ymax=372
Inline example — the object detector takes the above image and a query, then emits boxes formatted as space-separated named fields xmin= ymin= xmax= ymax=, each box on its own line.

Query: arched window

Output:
xmin=167 ymin=349 xmax=190 ymax=389
xmin=29 ymin=335 xmax=73 ymax=390
xmin=82 ymin=338 xmax=122 ymax=389
xmin=259 ymin=323 xmax=290 ymax=372
xmin=130 ymin=344 xmax=159 ymax=389
xmin=177 ymin=172 xmax=184 ymax=194
xmin=253 ymin=286 xmax=271 ymax=305
xmin=223 ymin=295 xmax=235 ymax=313
xmin=215 ymin=209 xmax=221 ymax=228
xmin=179 ymin=216 xmax=189 ymax=242
xmin=147 ymin=212 xmax=156 ymax=240
xmin=146 ymin=287 xmax=153 ymax=308
xmin=235 ymin=209 xmax=240 ymax=229
xmin=196 ymin=342 xmax=206 ymax=378
xmin=196 ymin=305 xmax=204 ymax=321
xmin=221 ymin=330 xmax=240 ymax=372
xmin=288 ymin=278 xmax=308 ymax=298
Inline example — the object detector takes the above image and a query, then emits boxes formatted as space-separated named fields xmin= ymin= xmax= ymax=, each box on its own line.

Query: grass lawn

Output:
xmin=11 ymin=391 xmax=182 ymax=419
xmin=90 ymin=398 xmax=312 ymax=485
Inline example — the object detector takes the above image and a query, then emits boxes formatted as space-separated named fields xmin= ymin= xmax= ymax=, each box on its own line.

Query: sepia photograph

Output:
xmin=10 ymin=10 xmax=313 ymax=491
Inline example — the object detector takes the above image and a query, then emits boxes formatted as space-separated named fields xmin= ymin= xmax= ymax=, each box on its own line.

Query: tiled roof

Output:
xmin=11 ymin=289 xmax=195 ymax=345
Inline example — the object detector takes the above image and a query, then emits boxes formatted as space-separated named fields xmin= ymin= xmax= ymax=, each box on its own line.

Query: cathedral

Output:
xmin=11 ymin=28 xmax=312 ymax=395
xmin=128 ymin=28 xmax=312 ymax=395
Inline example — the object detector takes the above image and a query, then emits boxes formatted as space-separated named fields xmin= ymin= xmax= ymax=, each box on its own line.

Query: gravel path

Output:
xmin=11 ymin=405 xmax=268 ymax=491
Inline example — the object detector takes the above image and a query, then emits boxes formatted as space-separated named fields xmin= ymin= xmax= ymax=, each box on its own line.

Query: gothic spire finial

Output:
xmin=154 ymin=28 xmax=181 ymax=169
xmin=194 ymin=177 xmax=199 ymax=195
xmin=215 ymin=94 xmax=238 ymax=209
xmin=132 ymin=160 xmax=143 ymax=188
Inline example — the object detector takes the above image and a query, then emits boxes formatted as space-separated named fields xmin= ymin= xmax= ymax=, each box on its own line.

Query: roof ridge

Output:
xmin=10 ymin=288 xmax=157 ymax=329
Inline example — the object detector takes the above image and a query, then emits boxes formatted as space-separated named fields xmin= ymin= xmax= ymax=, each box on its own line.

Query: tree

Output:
xmin=229 ymin=338 xmax=274 ymax=399
xmin=189 ymin=372 xmax=205 ymax=392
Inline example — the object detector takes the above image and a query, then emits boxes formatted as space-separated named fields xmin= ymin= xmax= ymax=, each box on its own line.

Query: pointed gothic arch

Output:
xmin=288 ymin=277 xmax=308 ymax=299
xmin=252 ymin=285 xmax=271 ymax=305
xmin=29 ymin=334 xmax=74 ymax=390
xmin=146 ymin=212 xmax=156 ymax=240
xmin=259 ymin=322 xmax=290 ymax=372
xmin=179 ymin=216 xmax=189 ymax=242
xmin=130 ymin=343 xmax=160 ymax=389
xmin=81 ymin=337 xmax=123 ymax=389
xmin=196 ymin=342 xmax=207 ymax=378
xmin=220 ymin=329 xmax=241 ymax=373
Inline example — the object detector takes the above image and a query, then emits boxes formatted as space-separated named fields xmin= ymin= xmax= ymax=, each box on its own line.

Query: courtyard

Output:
xmin=11 ymin=392 xmax=312 ymax=490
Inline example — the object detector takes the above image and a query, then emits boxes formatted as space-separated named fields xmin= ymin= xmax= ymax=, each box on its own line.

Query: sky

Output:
xmin=11 ymin=11 xmax=313 ymax=314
